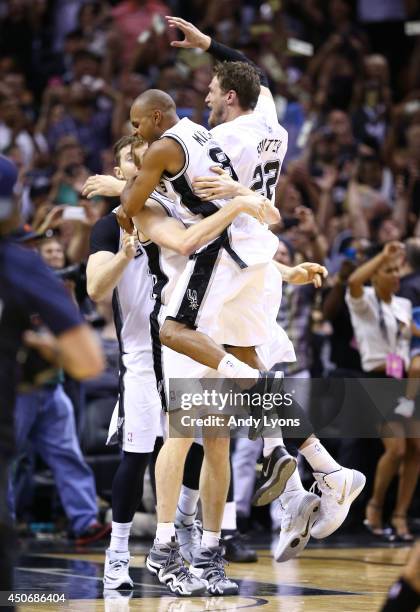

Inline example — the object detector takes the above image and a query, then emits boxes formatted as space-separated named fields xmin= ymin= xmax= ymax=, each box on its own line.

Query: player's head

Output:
xmin=130 ymin=89 xmax=177 ymax=143
xmin=205 ymin=61 xmax=260 ymax=128
xmin=113 ymin=135 xmax=147 ymax=180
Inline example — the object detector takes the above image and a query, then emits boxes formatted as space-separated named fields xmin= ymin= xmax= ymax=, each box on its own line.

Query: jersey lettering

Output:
xmin=193 ymin=130 xmax=212 ymax=146
xmin=257 ymin=138 xmax=283 ymax=155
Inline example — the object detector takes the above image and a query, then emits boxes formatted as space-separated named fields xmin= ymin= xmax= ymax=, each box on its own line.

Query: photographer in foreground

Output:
xmin=0 ymin=155 xmax=104 ymax=601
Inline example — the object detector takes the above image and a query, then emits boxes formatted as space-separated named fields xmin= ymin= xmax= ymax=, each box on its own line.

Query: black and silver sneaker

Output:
xmin=252 ymin=445 xmax=297 ymax=507
xmin=221 ymin=530 xmax=258 ymax=563
xmin=190 ymin=546 xmax=238 ymax=596
xmin=146 ymin=538 xmax=206 ymax=596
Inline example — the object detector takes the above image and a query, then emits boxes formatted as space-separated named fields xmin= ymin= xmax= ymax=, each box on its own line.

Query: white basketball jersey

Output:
xmin=140 ymin=191 xmax=188 ymax=306
xmin=159 ymin=117 xmax=278 ymax=266
xmin=111 ymin=211 xmax=155 ymax=357
xmin=210 ymin=94 xmax=288 ymax=201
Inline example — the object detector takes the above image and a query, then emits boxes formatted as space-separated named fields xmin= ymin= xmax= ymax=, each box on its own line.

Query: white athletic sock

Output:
xmin=263 ymin=437 xmax=285 ymax=457
xmin=299 ymin=439 xmax=341 ymax=474
xmin=109 ymin=521 xmax=132 ymax=552
xmin=156 ymin=522 xmax=176 ymax=543
xmin=176 ymin=485 xmax=199 ymax=526
xmin=201 ymin=529 xmax=221 ymax=548
xmin=281 ymin=468 xmax=305 ymax=497
xmin=217 ymin=354 xmax=259 ymax=380
xmin=221 ymin=501 xmax=237 ymax=532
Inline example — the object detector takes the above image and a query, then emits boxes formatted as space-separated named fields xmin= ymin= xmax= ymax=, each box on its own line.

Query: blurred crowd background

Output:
xmin=2 ymin=0 xmax=420 ymax=541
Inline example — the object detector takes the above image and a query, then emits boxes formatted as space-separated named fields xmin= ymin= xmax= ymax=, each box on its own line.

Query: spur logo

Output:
xmin=187 ymin=289 xmax=199 ymax=310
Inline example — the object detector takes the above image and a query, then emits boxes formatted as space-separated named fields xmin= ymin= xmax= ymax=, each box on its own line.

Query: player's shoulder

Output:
xmin=89 ymin=212 xmax=121 ymax=255
xmin=210 ymin=120 xmax=250 ymax=145
xmin=92 ymin=211 xmax=120 ymax=236
xmin=254 ymin=95 xmax=288 ymax=138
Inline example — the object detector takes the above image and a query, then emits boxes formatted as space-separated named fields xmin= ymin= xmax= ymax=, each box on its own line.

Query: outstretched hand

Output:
xmin=193 ymin=166 xmax=241 ymax=200
xmin=288 ymin=262 xmax=328 ymax=287
xmin=81 ymin=175 xmax=126 ymax=199
xmin=165 ymin=16 xmax=211 ymax=50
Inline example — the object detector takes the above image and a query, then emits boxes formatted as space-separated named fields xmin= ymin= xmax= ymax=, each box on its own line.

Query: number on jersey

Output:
xmin=250 ymin=160 xmax=281 ymax=199
xmin=208 ymin=147 xmax=238 ymax=180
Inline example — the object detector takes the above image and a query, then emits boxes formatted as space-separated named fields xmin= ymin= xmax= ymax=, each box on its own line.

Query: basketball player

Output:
xmin=87 ymin=136 xmax=274 ymax=595
xmin=163 ymin=15 xmax=366 ymax=562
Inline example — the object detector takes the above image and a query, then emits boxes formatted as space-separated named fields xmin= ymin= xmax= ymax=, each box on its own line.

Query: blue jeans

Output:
xmin=10 ymin=385 xmax=97 ymax=535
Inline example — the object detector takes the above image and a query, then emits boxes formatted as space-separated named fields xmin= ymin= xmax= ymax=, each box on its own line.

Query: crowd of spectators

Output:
xmin=2 ymin=0 xmax=420 ymax=539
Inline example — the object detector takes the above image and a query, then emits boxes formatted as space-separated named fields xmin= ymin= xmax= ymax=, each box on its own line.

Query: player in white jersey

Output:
xmin=165 ymin=14 xmax=366 ymax=561
xmin=86 ymin=135 xmax=273 ymax=596
xmin=87 ymin=136 xmax=164 ymax=592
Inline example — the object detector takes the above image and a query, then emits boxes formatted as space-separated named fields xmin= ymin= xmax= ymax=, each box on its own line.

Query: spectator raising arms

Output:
xmin=346 ymin=241 xmax=420 ymax=541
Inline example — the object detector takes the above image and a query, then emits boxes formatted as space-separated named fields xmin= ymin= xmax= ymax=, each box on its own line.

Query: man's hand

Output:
xmin=383 ymin=241 xmax=405 ymax=261
xmin=166 ymin=16 xmax=211 ymax=50
xmin=234 ymin=194 xmax=270 ymax=224
xmin=315 ymin=165 xmax=338 ymax=193
xmin=82 ymin=175 xmax=126 ymax=199
xmin=287 ymin=262 xmax=328 ymax=287
xmin=193 ymin=166 xmax=243 ymax=200
xmin=122 ymin=231 xmax=138 ymax=260
xmin=116 ymin=205 xmax=134 ymax=233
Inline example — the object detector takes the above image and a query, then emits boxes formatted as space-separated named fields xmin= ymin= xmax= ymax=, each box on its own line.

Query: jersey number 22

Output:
xmin=250 ymin=160 xmax=280 ymax=199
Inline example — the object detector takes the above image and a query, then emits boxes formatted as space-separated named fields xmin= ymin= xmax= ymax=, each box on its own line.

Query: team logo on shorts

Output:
xmin=127 ymin=432 xmax=133 ymax=443
xmin=187 ymin=289 xmax=199 ymax=310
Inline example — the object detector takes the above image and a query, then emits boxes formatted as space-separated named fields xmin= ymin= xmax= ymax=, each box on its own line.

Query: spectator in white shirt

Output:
xmin=346 ymin=241 xmax=419 ymax=541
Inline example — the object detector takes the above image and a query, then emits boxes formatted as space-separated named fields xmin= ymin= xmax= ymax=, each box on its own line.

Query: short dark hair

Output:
xmin=213 ymin=61 xmax=260 ymax=110
xmin=113 ymin=135 xmax=139 ymax=165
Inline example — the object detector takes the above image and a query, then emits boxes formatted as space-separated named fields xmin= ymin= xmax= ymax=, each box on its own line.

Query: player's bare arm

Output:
xmin=121 ymin=138 xmax=184 ymax=218
xmin=275 ymin=261 xmax=328 ymax=288
xmin=86 ymin=232 xmax=138 ymax=302
xmin=193 ymin=167 xmax=280 ymax=224
xmin=135 ymin=192 xmax=270 ymax=256
xmin=82 ymin=174 xmax=125 ymax=199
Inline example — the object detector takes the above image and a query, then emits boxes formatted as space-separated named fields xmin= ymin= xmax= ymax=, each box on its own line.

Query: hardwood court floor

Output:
xmin=13 ymin=536 xmax=412 ymax=612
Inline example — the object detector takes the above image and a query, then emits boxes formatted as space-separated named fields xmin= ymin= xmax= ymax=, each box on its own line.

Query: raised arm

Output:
xmin=192 ymin=166 xmax=280 ymax=224
xmin=348 ymin=241 xmax=404 ymax=298
xmin=166 ymin=16 xmax=271 ymax=96
xmin=136 ymin=193 xmax=269 ymax=256
xmin=274 ymin=261 xmax=327 ymax=288
xmin=121 ymin=138 xmax=184 ymax=217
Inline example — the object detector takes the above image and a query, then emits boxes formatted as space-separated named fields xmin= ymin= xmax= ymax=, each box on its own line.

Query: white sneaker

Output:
xmin=176 ymin=519 xmax=202 ymax=564
xmin=310 ymin=468 xmax=366 ymax=539
xmin=273 ymin=491 xmax=320 ymax=562
xmin=394 ymin=397 xmax=415 ymax=418
xmin=103 ymin=549 xmax=134 ymax=589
